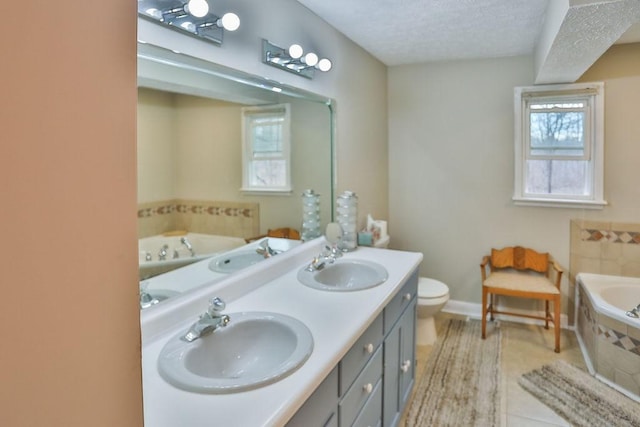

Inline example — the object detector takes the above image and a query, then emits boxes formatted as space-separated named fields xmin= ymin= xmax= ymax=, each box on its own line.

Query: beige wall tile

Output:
xmin=628 ymin=325 xmax=640 ymax=341
xmin=615 ymin=369 xmax=640 ymax=396
xmin=599 ymin=314 xmax=628 ymax=334
xmin=614 ymin=222 xmax=640 ymax=233
xmin=601 ymin=260 xmax=622 ymax=276
xmin=600 ymin=242 xmax=623 ymax=260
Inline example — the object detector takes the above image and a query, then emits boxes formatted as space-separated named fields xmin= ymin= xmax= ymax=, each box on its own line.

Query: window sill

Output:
xmin=512 ymin=197 xmax=607 ymax=209
xmin=240 ymin=188 xmax=293 ymax=196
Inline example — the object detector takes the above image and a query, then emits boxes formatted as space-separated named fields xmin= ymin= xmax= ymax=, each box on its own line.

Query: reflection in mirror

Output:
xmin=137 ymin=43 xmax=334 ymax=307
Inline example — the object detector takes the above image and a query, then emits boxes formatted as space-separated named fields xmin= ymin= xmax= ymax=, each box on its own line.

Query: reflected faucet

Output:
xmin=182 ymin=297 xmax=230 ymax=342
xmin=158 ymin=244 xmax=169 ymax=261
xmin=256 ymin=239 xmax=279 ymax=258
xmin=139 ymin=282 xmax=160 ymax=309
xmin=180 ymin=237 xmax=196 ymax=257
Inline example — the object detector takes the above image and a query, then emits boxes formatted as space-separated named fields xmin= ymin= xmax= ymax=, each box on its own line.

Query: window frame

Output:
xmin=240 ymin=103 xmax=292 ymax=194
xmin=513 ymin=82 xmax=606 ymax=209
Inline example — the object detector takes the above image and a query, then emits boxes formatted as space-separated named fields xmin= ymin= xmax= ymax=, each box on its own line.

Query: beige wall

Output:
xmin=388 ymin=44 xmax=640 ymax=318
xmin=0 ymin=1 xmax=143 ymax=426
xmin=138 ymin=0 xmax=389 ymax=228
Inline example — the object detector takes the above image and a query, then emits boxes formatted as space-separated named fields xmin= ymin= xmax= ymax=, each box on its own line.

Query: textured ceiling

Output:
xmin=295 ymin=0 xmax=640 ymax=66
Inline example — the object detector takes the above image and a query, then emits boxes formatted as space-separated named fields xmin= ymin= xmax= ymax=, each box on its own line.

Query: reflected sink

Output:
xmin=298 ymin=259 xmax=388 ymax=291
xmin=158 ymin=311 xmax=313 ymax=393
xmin=208 ymin=251 xmax=266 ymax=274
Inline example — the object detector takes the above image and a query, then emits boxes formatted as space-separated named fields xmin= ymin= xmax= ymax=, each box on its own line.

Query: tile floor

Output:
xmin=400 ymin=313 xmax=586 ymax=427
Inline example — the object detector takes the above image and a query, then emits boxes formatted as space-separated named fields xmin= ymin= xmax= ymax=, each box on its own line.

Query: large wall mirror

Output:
xmin=137 ymin=42 xmax=335 ymax=307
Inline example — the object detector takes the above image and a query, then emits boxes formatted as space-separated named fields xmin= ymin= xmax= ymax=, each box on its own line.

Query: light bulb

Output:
xmin=220 ymin=12 xmax=240 ymax=31
xmin=288 ymin=44 xmax=303 ymax=59
xmin=304 ymin=52 xmax=318 ymax=67
xmin=185 ymin=0 xmax=209 ymax=18
xmin=317 ymin=58 xmax=332 ymax=72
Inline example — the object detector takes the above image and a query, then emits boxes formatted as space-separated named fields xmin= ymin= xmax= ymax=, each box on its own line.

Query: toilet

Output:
xmin=417 ymin=277 xmax=450 ymax=345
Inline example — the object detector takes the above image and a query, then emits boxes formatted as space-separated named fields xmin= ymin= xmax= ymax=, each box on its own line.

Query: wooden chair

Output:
xmin=245 ymin=227 xmax=301 ymax=243
xmin=480 ymin=246 xmax=563 ymax=353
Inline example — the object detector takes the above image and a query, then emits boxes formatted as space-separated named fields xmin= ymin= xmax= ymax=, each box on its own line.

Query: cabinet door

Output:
xmin=286 ymin=367 xmax=338 ymax=427
xmin=383 ymin=299 xmax=416 ymax=427
xmin=382 ymin=321 xmax=400 ymax=427
xmin=398 ymin=300 xmax=416 ymax=408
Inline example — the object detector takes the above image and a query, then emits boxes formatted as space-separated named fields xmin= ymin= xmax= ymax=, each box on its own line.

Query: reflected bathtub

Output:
xmin=575 ymin=273 xmax=640 ymax=401
xmin=139 ymin=232 xmax=246 ymax=279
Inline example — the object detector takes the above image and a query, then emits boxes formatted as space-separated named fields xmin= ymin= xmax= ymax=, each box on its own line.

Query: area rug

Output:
xmin=405 ymin=319 xmax=502 ymax=427
xmin=519 ymin=360 xmax=640 ymax=427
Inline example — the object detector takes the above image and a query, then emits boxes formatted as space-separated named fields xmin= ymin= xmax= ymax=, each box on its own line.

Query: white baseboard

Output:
xmin=442 ymin=299 xmax=571 ymax=329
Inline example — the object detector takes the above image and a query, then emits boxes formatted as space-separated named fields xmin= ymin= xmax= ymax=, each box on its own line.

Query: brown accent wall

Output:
xmin=0 ymin=2 xmax=143 ymax=426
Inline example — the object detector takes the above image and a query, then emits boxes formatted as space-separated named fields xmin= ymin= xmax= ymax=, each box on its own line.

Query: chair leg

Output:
xmin=544 ymin=300 xmax=550 ymax=329
xmin=554 ymin=296 xmax=561 ymax=353
xmin=489 ymin=294 xmax=495 ymax=321
xmin=481 ymin=287 xmax=487 ymax=339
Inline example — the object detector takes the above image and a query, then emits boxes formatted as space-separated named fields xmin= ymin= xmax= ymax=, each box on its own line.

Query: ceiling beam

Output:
xmin=534 ymin=0 xmax=640 ymax=84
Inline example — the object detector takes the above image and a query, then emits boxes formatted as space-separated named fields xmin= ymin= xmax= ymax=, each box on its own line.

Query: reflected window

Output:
xmin=241 ymin=104 xmax=291 ymax=193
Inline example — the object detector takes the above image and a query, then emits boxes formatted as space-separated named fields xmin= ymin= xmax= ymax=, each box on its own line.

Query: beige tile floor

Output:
xmin=400 ymin=313 xmax=586 ymax=427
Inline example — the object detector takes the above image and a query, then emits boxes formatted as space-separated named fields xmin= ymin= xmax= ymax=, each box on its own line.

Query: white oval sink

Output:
xmin=208 ymin=251 xmax=266 ymax=274
xmin=298 ymin=259 xmax=388 ymax=291
xmin=158 ymin=312 xmax=313 ymax=393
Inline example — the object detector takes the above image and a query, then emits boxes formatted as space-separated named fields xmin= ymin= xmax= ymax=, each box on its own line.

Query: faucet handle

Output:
xmin=208 ymin=297 xmax=226 ymax=314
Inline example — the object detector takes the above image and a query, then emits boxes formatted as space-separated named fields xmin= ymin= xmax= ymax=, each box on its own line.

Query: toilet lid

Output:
xmin=418 ymin=278 xmax=449 ymax=298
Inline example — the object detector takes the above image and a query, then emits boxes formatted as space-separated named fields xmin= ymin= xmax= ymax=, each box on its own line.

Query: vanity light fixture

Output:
xmin=138 ymin=0 xmax=240 ymax=45
xmin=262 ymin=39 xmax=332 ymax=79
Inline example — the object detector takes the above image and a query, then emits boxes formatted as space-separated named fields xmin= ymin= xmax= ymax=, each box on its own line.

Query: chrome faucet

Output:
xmin=256 ymin=239 xmax=279 ymax=258
xmin=305 ymin=245 xmax=342 ymax=271
xmin=182 ymin=297 xmax=230 ymax=342
xmin=158 ymin=244 xmax=169 ymax=261
xmin=139 ymin=282 xmax=160 ymax=310
xmin=626 ymin=304 xmax=640 ymax=319
xmin=180 ymin=236 xmax=196 ymax=257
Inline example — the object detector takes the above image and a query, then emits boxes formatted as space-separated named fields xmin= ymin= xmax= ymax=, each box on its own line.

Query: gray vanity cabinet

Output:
xmin=286 ymin=269 xmax=418 ymax=427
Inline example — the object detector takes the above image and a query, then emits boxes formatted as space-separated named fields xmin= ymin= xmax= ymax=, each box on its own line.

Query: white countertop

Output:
xmin=141 ymin=239 xmax=422 ymax=427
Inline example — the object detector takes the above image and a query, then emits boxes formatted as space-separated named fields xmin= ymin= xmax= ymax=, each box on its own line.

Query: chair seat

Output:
xmin=484 ymin=271 xmax=560 ymax=295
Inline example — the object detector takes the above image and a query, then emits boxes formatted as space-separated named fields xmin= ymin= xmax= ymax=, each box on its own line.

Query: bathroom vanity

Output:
xmin=141 ymin=238 xmax=422 ymax=426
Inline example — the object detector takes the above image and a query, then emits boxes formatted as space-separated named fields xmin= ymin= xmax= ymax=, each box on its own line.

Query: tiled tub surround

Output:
xmin=137 ymin=199 xmax=260 ymax=239
xmin=570 ymin=220 xmax=640 ymax=283
xmin=141 ymin=239 xmax=422 ymax=426
xmin=575 ymin=273 xmax=640 ymax=401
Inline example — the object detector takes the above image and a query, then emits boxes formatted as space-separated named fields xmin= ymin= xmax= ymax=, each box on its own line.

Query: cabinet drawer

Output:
xmin=339 ymin=346 xmax=383 ymax=427
xmin=352 ymin=378 xmax=382 ymax=427
xmin=340 ymin=313 xmax=384 ymax=396
xmin=384 ymin=270 xmax=418 ymax=335
xmin=286 ymin=366 xmax=338 ymax=427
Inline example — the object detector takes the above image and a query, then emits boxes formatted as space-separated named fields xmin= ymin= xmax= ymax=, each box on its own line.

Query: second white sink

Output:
xmin=298 ymin=259 xmax=388 ymax=291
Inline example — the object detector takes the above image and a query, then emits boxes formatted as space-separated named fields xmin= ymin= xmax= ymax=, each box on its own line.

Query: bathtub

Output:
xmin=575 ymin=273 xmax=640 ymax=402
xmin=139 ymin=232 xmax=246 ymax=279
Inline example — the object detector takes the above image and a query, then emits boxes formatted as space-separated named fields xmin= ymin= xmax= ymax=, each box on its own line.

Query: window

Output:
xmin=513 ymin=82 xmax=606 ymax=208
xmin=241 ymin=104 xmax=291 ymax=193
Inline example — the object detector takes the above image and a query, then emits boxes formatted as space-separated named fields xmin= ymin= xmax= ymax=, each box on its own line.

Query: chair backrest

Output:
xmin=490 ymin=246 xmax=548 ymax=274
xmin=267 ymin=227 xmax=300 ymax=240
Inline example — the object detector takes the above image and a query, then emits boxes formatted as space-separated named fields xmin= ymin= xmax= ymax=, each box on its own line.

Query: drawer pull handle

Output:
xmin=363 ymin=383 xmax=373 ymax=394
xmin=403 ymin=293 xmax=411 ymax=301
xmin=364 ymin=343 xmax=374 ymax=354
xmin=400 ymin=360 xmax=412 ymax=373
